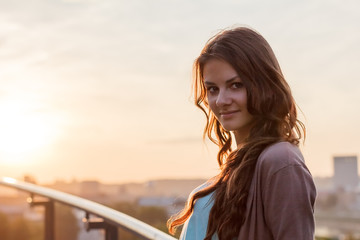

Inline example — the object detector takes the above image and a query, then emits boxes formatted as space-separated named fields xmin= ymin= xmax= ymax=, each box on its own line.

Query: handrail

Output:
xmin=0 ymin=177 xmax=177 ymax=240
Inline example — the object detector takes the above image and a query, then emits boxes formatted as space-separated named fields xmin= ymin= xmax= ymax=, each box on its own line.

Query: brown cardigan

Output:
xmin=237 ymin=142 xmax=316 ymax=239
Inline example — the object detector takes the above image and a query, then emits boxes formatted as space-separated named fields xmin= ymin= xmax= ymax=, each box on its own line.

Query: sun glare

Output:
xmin=0 ymin=96 xmax=61 ymax=165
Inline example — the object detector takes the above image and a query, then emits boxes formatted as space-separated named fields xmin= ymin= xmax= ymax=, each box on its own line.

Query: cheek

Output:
xmin=207 ymin=96 xmax=218 ymax=112
xmin=235 ymin=91 xmax=248 ymax=107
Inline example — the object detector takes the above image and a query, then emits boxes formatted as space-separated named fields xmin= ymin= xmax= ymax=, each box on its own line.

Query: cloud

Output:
xmin=147 ymin=136 xmax=202 ymax=145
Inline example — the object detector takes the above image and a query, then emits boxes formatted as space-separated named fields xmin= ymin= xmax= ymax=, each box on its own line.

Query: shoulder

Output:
xmin=188 ymin=181 xmax=214 ymax=215
xmin=189 ymin=179 xmax=215 ymax=198
xmin=257 ymin=141 xmax=306 ymax=176
xmin=257 ymin=142 xmax=316 ymax=208
xmin=257 ymin=144 xmax=316 ymax=239
xmin=190 ymin=182 xmax=210 ymax=196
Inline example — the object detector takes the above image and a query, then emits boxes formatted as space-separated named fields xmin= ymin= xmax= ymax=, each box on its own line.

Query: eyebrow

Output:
xmin=204 ymin=76 xmax=240 ymax=85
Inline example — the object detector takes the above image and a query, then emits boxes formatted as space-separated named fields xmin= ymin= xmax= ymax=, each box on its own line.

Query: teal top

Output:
xmin=179 ymin=183 xmax=218 ymax=240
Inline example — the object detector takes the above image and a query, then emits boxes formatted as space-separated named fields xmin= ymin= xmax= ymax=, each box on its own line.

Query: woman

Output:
xmin=167 ymin=26 xmax=316 ymax=240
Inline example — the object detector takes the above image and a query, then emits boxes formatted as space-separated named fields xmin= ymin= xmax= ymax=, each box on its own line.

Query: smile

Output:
xmin=220 ymin=110 xmax=240 ymax=118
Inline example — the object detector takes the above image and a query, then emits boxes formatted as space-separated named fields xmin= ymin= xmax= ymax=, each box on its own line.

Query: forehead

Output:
xmin=203 ymin=58 xmax=238 ymax=83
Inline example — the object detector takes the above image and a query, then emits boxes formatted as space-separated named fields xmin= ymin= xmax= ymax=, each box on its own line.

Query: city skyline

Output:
xmin=1 ymin=0 xmax=360 ymax=184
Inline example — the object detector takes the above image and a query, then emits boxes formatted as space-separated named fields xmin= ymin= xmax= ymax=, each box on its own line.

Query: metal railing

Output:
xmin=0 ymin=177 xmax=177 ymax=240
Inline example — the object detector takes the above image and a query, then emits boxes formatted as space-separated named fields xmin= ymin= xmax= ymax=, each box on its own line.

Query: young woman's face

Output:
xmin=203 ymin=58 xmax=254 ymax=137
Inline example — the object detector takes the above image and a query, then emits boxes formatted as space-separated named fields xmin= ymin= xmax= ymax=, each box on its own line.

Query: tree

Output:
xmin=110 ymin=201 xmax=172 ymax=240
xmin=137 ymin=206 xmax=168 ymax=229
xmin=111 ymin=202 xmax=138 ymax=217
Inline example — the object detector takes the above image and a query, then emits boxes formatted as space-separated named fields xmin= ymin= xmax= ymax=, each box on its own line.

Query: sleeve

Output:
xmin=262 ymin=164 xmax=316 ymax=240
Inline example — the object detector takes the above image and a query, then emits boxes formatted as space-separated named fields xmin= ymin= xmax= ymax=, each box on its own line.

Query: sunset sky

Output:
xmin=1 ymin=0 xmax=359 ymax=184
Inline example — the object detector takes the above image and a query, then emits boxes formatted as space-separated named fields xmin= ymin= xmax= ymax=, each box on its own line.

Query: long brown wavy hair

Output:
xmin=167 ymin=26 xmax=305 ymax=239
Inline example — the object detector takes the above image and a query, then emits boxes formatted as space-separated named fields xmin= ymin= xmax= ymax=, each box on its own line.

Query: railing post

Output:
xmin=44 ymin=200 xmax=55 ymax=240
xmin=83 ymin=212 xmax=118 ymax=240
xmin=105 ymin=224 xmax=118 ymax=240
xmin=28 ymin=196 xmax=55 ymax=240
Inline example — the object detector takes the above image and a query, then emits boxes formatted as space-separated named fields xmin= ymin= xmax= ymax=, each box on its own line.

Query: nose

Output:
xmin=216 ymin=89 xmax=232 ymax=107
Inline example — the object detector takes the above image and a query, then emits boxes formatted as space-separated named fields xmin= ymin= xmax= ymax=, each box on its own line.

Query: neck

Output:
xmin=234 ymin=131 xmax=247 ymax=149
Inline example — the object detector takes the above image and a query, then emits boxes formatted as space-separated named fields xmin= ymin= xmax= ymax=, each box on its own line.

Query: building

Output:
xmin=333 ymin=156 xmax=359 ymax=190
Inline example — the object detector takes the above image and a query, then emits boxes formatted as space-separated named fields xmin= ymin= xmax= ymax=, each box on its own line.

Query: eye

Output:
xmin=231 ymin=82 xmax=244 ymax=89
xmin=206 ymin=86 xmax=218 ymax=94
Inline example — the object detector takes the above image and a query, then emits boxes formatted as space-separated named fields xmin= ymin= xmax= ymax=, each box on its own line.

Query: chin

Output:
xmin=221 ymin=124 xmax=239 ymax=132
xmin=220 ymin=122 xmax=253 ymax=134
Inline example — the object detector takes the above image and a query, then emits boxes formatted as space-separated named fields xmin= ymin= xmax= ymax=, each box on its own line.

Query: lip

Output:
xmin=220 ymin=110 xmax=240 ymax=118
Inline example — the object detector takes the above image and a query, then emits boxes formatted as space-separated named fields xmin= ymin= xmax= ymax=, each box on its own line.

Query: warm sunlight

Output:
xmin=0 ymin=95 xmax=61 ymax=165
